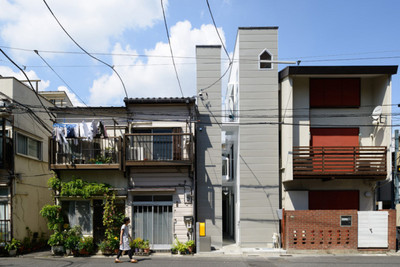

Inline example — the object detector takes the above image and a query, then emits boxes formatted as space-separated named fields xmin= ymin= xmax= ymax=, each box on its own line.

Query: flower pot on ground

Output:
xmin=142 ymin=240 xmax=150 ymax=254
xmin=48 ymin=231 xmax=65 ymax=255
xmin=5 ymin=238 xmax=21 ymax=257
xmin=99 ymin=236 xmax=119 ymax=255
xmin=63 ymin=225 xmax=82 ymax=255
xmin=186 ymin=240 xmax=195 ymax=254
xmin=77 ymin=236 xmax=94 ymax=256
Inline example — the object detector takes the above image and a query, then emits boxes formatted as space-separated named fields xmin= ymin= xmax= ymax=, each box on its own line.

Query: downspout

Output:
xmin=278 ymin=76 xmax=283 ymax=246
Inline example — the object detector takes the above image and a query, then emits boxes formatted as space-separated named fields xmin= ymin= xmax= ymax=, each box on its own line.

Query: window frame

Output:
xmin=258 ymin=49 xmax=273 ymax=70
xmin=16 ymin=133 xmax=42 ymax=160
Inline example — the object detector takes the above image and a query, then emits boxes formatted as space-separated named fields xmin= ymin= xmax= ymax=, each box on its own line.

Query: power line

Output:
xmin=0 ymin=48 xmax=56 ymax=124
xmin=42 ymin=0 xmax=128 ymax=98
xmin=205 ymin=0 xmax=231 ymax=63
xmin=161 ymin=0 xmax=184 ymax=97
xmin=34 ymin=50 xmax=89 ymax=108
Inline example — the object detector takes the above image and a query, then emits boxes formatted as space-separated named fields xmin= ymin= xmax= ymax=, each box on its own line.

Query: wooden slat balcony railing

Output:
xmin=49 ymin=137 xmax=122 ymax=170
xmin=293 ymin=146 xmax=387 ymax=179
xmin=124 ymin=133 xmax=194 ymax=167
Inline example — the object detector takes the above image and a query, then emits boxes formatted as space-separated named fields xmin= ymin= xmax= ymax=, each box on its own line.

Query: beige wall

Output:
xmin=281 ymin=74 xmax=393 ymax=212
xmin=1 ymin=78 xmax=55 ymax=240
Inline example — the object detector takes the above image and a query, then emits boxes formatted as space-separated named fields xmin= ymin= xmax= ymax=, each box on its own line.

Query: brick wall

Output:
xmin=282 ymin=209 xmax=396 ymax=251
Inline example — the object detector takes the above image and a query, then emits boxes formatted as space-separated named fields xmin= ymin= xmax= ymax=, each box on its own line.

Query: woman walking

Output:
xmin=115 ymin=217 xmax=137 ymax=263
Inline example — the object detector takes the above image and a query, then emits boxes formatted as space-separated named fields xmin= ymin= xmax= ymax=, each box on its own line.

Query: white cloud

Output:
xmin=88 ymin=21 xmax=226 ymax=106
xmin=0 ymin=0 xmax=166 ymax=62
xmin=57 ymin=86 xmax=84 ymax=107
xmin=0 ymin=66 xmax=50 ymax=90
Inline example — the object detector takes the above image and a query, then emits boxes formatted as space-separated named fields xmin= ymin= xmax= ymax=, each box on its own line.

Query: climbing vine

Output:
xmin=58 ymin=176 xmax=110 ymax=199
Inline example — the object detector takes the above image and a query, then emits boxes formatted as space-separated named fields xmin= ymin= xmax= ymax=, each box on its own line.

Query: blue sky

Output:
xmin=0 ymin=0 xmax=399 ymax=119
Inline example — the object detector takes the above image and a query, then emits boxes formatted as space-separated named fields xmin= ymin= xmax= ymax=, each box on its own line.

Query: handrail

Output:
xmin=293 ymin=146 xmax=387 ymax=175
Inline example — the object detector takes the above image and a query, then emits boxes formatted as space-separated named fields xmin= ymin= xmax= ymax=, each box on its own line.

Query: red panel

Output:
xmin=311 ymin=128 xmax=359 ymax=147
xmin=309 ymin=190 xmax=359 ymax=210
xmin=310 ymin=78 xmax=360 ymax=108
xmin=342 ymin=79 xmax=361 ymax=107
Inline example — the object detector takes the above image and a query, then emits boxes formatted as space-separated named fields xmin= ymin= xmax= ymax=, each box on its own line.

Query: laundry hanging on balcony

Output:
xmin=53 ymin=120 xmax=108 ymax=144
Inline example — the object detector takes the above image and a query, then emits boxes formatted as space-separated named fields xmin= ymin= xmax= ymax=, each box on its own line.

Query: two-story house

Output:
xmin=280 ymin=66 xmax=398 ymax=251
xmin=0 ymin=76 xmax=54 ymax=243
xmin=49 ymin=97 xmax=196 ymax=250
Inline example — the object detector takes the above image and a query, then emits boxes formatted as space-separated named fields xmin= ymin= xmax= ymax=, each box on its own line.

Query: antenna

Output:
xmin=371 ymin=105 xmax=382 ymax=125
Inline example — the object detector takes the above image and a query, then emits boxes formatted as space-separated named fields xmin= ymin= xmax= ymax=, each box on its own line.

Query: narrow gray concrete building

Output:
xmin=196 ymin=27 xmax=280 ymax=249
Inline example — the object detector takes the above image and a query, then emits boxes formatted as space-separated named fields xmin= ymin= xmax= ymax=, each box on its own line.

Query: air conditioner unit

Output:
xmin=130 ymin=147 xmax=144 ymax=160
xmin=222 ymin=156 xmax=230 ymax=181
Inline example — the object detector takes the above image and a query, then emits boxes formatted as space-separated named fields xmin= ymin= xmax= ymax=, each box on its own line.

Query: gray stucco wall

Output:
xmin=237 ymin=28 xmax=280 ymax=247
xmin=196 ymin=46 xmax=223 ymax=248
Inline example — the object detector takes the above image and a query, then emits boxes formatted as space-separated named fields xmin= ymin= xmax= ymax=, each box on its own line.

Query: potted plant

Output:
xmin=64 ymin=226 xmax=82 ymax=255
xmin=142 ymin=240 xmax=150 ymax=254
xmin=77 ymin=236 xmax=94 ymax=256
xmin=99 ymin=236 xmax=119 ymax=255
xmin=130 ymin=237 xmax=143 ymax=253
xmin=186 ymin=240 xmax=195 ymax=254
xmin=5 ymin=238 xmax=21 ymax=256
xmin=48 ymin=231 xmax=64 ymax=255
xmin=172 ymin=239 xmax=186 ymax=255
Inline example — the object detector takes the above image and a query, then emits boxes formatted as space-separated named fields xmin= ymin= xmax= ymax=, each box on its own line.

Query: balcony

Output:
xmin=124 ymin=133 xmax=194 ymax=167
xmin=49 ymin=137 xmax=121 ymax=170
xmin=292 ymin=146 xmax=387 ymax=179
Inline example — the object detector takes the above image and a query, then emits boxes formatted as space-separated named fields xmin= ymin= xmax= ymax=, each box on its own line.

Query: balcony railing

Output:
xmin=292 ymin=146 xmax=387 ymax=179
xmin=124 ymin=133 xmax=193 ymax=166
xmin=49 ymin=137 xmax=121 ymax=169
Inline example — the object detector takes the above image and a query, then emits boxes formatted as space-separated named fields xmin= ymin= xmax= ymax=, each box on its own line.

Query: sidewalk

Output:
xmin=16 ymin=246 xmax=400 ymax=259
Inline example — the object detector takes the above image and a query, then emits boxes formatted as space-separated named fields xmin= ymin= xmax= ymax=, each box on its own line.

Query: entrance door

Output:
xmin=358 ymin=211 xmax=388 ymax=248
xmin=93 ymin=200 xmax=105 ymax=244
xmin=132 ymin=195 xmax=173 ymax=249
xmin=222 ymin=188 xmax=235 ymax=241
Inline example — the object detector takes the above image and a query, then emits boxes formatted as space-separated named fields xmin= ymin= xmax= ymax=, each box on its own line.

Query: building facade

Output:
xmin=49 ymin=97 xmax=196 ymax=249
xmin=0 ymin=77 xmax=54 ymax=243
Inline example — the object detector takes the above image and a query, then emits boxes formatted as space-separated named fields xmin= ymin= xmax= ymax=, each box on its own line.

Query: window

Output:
xmin=259 ymin=49 xmax=272 ymax=69
xmin=129 ymin=128 xmax=180 ymax=161
xmin=17 ymin=133 xmax=42 ymax=160
xmin=0 ymin=187 xmax=10 ymax=242
xmin=62 ymin=200 xmax=92 ymax=235
xmin=310 ymin=78 xmax=360 ymax=108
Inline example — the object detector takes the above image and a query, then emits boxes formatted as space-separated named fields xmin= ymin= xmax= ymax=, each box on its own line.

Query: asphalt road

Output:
xmin=2 ymin=255 xmax=400 ymax=267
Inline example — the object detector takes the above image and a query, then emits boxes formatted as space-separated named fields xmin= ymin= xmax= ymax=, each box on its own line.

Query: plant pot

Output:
xmin=79 ymin=248 xmax=90 ymax=256
xmin=102 ymin=249 xmax=113 ymax=255
xmin=51 ymin=245 xmax=65 ymax=255
xmin=8 ymin=249 xmax=17 ymax=257
xmin=65 ymin=248 xmax=71 ymax=256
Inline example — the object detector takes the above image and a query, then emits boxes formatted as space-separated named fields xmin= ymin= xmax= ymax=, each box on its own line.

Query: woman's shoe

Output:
xmin=130 ymin=259 xmax=138 ymax=263
xmin=115 ymin=258 xmax=122 ymax=263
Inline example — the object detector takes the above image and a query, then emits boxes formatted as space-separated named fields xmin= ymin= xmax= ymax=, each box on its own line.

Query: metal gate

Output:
xmin=358 ymin=211 xmax=388 ymax=248
xmin=132 ymin=196 xmax=173 ymax=250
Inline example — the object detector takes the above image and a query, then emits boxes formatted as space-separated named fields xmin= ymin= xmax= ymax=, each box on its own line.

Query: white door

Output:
xmin=358 ymin=211 xmax=388 ymax=248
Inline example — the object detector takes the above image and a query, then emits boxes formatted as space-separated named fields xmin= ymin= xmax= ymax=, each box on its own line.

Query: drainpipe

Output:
xmin=394 ymin=130 xmax=399 ymax=208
